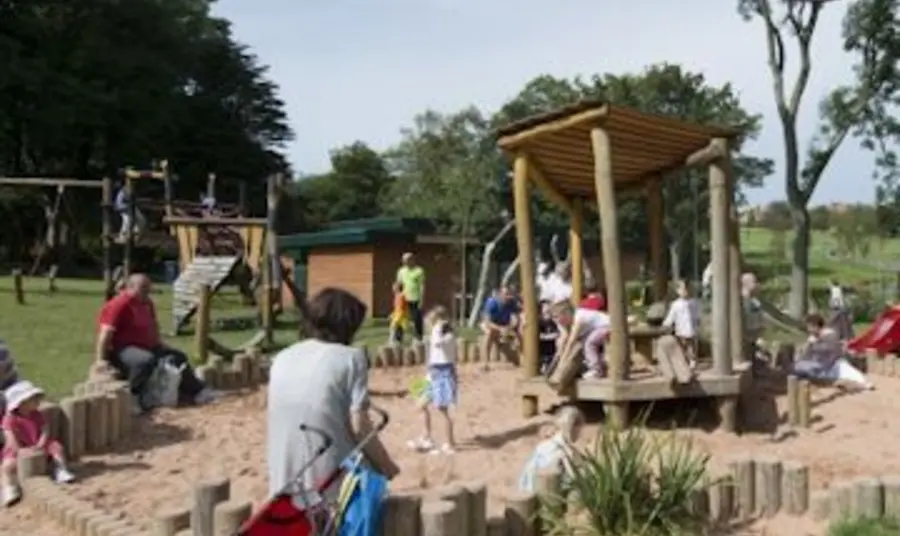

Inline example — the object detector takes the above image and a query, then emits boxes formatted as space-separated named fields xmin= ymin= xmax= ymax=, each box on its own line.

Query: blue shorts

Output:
xmin=428 ymin=364 xmax=457 ymax=409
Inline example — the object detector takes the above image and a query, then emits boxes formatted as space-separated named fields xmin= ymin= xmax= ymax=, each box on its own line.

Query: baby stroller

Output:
xmin=238 ymin=407 xmax=390 ymax=536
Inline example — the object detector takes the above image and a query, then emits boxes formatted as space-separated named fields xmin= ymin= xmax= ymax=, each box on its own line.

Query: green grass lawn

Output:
xmin=0 ymin=276 xmax=458 ymax=399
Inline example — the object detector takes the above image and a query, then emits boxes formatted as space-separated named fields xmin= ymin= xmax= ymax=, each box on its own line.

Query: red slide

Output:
xmin=847 ymin=307 xmax=900 ymax=355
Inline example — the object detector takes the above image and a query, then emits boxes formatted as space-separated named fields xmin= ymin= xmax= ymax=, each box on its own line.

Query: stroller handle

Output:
xmin=299 ymin=423 xmax=333 ymax=455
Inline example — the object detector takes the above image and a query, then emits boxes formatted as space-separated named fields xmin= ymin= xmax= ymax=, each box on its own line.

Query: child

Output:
xmin=2 ymin=380 xmax=75 ymax=506
xmin=407 ymin=306 xmax=458 ymax=455
xmin=553 ymin=302 xmax=611 ymax=379
xmin=795 ymin=315 xmax=874 ymax=390
xmin=518 ymin=406 xmax=584 ymax=492
xmin=662 ymin=280 xmax=701 ymax=368
xmin=388 ymin=281 xmax=410 ymax=344
xmin=538 ymin=301 xmax=560 ymax=375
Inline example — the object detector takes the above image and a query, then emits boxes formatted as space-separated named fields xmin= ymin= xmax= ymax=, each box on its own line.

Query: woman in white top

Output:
xmin=553 ymin=302 xmax=611 ymax=379
xmin=408 ymin=306 xmax=458 ymax=455
xmin=662 ymin=280 xmax=701 ymax=367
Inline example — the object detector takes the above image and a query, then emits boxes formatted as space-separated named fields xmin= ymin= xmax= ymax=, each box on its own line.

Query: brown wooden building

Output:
xmin=279 ymin=218 xmax=469 ymax=318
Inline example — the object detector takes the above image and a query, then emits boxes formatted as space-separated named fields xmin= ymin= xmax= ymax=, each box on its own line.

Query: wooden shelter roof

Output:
xmin=496 ymin=100 xmax=742 ymax=197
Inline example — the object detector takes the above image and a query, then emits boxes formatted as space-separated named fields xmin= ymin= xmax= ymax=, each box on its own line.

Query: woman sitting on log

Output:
xmin=794 ymin=313 xmax=873 ymax=391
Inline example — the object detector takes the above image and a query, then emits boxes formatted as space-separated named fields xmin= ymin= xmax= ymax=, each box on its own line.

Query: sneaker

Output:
xmin=582 ymin=370 xmax=601 ymax=379
xmin=194 ymin=388 xmax=220 ymax=405
xmin=430 ymin=443 xmax=455 ymax=456
xmin=406 ymin=437 xmax=436 ymax=453
xmin=2 ymin=485 xmax=21 ymax=507
xmin=54 ymin=467 xmax=76 ymax=484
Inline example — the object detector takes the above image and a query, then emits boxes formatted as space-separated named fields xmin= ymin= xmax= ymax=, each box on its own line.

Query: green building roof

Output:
xmin=279 ymin=218 xmax=442 ymax=250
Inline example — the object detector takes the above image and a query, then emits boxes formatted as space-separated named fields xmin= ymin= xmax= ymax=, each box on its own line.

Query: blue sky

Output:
xmin=213 ymin=0 xmax=874 ymax=205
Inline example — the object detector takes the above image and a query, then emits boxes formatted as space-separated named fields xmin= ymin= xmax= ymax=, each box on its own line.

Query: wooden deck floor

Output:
xmin=519 ymin=364 xmax=749 ymax=403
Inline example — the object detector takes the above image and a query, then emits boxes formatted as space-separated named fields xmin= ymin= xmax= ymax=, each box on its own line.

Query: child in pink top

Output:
xmin=2 ymin=380 xmax=75 ymax=507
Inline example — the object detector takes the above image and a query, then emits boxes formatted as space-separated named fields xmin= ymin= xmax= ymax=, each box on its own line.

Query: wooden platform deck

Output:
xmin=519 ymin=361 xmax=751 ymax=403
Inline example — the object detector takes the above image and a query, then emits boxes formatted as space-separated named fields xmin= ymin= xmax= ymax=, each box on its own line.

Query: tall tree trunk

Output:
xmin=789 ymin=204 xmax=810 ymax=316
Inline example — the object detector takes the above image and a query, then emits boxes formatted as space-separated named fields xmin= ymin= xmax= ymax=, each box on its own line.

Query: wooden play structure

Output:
xmin=498 ymin=100 xmax=748 ymax=430
xmin=112 ymin=163 xmax=273 ymax=336
xmin=0 ymin=176 xmax=118 ymax=299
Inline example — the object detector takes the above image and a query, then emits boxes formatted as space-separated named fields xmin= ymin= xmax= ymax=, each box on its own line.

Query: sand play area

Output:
xmin=3 ymin=363 xmax=900 ymax=536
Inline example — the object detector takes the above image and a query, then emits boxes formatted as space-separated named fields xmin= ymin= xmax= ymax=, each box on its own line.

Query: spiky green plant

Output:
xmin=540 ymin=417 xmax=711 ymax=536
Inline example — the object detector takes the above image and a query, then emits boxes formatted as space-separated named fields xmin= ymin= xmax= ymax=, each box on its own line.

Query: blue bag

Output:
xmin=336 ymin=455 xmax=388 ymax=536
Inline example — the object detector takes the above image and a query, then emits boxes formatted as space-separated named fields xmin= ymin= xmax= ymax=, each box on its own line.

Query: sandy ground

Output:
xmin=4 ymin=364 xmax=900 ymax=535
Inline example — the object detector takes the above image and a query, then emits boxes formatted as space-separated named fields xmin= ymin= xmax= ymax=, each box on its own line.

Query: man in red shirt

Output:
xmin=96 ymin=273 xmax=214 ymax=412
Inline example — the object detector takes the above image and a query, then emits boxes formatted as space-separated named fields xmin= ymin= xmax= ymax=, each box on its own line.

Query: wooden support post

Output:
xmin=101 ymin=177 xmax=114 ymax=299
xmin=798 ymin=379 xmax=812 ymax=427
xmin=162 ymin=161 xmax=173 ymax=218
xmin=782 ymin=461 xmax=810 ymax=515
xmin=214 ymin=500 xmax=252 ymax=536
xmin=722 ymin=145 xmax=745 ymax=366
xmin=153 ymin=505 xmax=191 ymax=536
xmin=512 ymin=154 xmax=540 ymax=417
xmin=883 ymin=475 xmax=900 ymax=517
xmin=421 ymin=500 xmax=458 ymax=536
xmin=647 ymin=177 xmax=667 ymax=301
xmin=381 ymin=491 xmax=422 ymax=536
xmin=591 ymin=127 xmax=630 ymax=427
xmin=787 ymin=375 xmax=800 ymax=426
xmin=191 ymin=477 xmax=231 ymax=536
xmin=730 ymin=456 xmax=755 ymax=520
xmin=569 ymin=196 xmax=584 ymax=303
xmin=852 ymin=477 xmax=884 ymax=519
xmin=504 ymin=492 xmax=537 ymax=536
xmin=708 ymin=145 xmax=732 ymax=377
xmin=196 ymin=285 xmax=211 ymax=364
xmin=754 ymin=457 xmax=783 ymax=517
xmin=464 ymin=481 xmax=488 ymax=536
xmin=123 ymin=177 xmax=135 ymax=278
xmin=261 ymin=175 xmax=279 ymax=345
xmin=12 ymin=268 xmax=24 ymax=304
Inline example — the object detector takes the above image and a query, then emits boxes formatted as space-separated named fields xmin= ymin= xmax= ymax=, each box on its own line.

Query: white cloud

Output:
xmin=214 ymin=0 xmax=878 ymax=204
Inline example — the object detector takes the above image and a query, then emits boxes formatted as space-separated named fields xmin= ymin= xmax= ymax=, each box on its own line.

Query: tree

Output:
xmin=580 ymin=64 xmax=772 ymax=280
xmin=289 ymin=142 xmax=393 ymax=230
xmin=737 ymin=0 xmax=900 ymax=316
xmin=809 ymin=205 xmax=831 ymax=231
xmin=383 ymin=108 xmax=503 ymax=317
xmin=0 ymin=0 xmax=293 ymax=265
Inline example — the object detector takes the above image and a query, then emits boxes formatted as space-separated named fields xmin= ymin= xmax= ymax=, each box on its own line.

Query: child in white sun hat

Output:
xmin=1 ymin=380 xmax=75 ymax=507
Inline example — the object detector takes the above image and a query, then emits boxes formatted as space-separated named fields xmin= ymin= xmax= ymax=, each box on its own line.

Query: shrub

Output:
xmin=542 ymin=420 xmax=711 ymax=536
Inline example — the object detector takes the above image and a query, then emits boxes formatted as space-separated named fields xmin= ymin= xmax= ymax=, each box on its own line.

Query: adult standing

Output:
xmin=396 ymin=252 xmax=426 ymax=340
xmin=95 ymin=274 xmax=216 ymax=412
xmin=268 ymin=288 xmax=400 ymax=506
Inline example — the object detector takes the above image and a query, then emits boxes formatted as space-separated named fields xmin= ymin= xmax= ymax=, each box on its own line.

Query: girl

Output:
xmin=2 ymin=380 xmax=75 ymax=507
xmin=388 ymin=281 xmax=410 ymax=344
xmin=518 ymin=405 xmax=584 ymax=492
xmin=408 ymin=306 xmax=458 ymax=455
xmin=662 ymin=280 xmax=701 ymax=368
xmin=554 ymin=302 xmax=611 ymax=379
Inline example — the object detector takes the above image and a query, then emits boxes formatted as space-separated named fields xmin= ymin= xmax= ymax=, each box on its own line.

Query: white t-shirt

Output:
xmin=574 ymin=308 xmax=610 ymax=337
xmin=428 ymin=322 xmax=457 ymax=366
xmin=663 ymin=297 xmax=701 ymax=338
xmin=538 ymin=273 xmax=572 ymax=304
